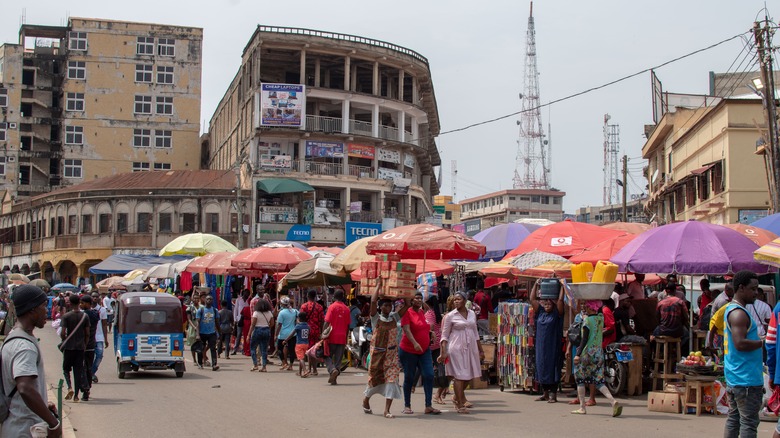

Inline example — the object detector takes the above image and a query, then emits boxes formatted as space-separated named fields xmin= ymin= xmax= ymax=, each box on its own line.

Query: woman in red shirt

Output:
xmin=399 ymin=292 xmax=440 ymax=415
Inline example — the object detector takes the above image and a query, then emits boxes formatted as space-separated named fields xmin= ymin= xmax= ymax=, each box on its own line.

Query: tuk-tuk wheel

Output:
xmin=117 ymin=361 xmax=126 ymax=379
xmin=175 ymin=371 xmax=184 ymax=378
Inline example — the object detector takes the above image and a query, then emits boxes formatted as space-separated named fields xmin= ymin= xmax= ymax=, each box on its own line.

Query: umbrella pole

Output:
xmin=423 ymin=250 xmax=427 ymax=273
xmin=690 ymin=275 xmax=694 ymax=353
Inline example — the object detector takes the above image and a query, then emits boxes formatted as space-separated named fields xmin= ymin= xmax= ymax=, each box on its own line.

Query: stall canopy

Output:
xmin=89 ymin=254 xmax=191 ymax=275
xmin=257 ymin=178 xmax=314 ymax=194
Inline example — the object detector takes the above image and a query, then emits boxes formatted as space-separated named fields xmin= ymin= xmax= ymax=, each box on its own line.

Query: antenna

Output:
xmin=602 ymin=114 xmax=620 ymax=205
xmin=451 ymin=160 xmax=458 ymax=202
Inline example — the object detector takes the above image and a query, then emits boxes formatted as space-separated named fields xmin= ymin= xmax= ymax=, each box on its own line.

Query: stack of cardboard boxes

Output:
xmin=359 ymin=254 xmax=417 ymax=298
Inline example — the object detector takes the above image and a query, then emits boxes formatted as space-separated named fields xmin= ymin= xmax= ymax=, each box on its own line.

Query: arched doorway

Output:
xmin=41 ymin=262 xmax=54 ymax=283
xmin=56 ymin=260 xmax=78 ymax=286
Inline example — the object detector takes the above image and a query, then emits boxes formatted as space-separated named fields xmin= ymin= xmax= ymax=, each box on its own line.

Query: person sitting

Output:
xmin=614 ymin=294 xmax=635 ymax=340
xmin=652 ymin=291 xmax=689 ymax=354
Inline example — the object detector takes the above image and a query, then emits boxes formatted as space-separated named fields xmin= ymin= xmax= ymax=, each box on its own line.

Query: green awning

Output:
xmin=256 ymin=178 xmax=314 ymax=194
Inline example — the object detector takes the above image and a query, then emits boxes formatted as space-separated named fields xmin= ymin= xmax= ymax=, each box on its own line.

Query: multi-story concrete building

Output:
xmin=0 ymin=18 xmax=202 ymax=199
xmin=459 ymin=188 xmax=565 ymax=230
xmin=433 ymin=195 xmax=461 ymax=229
xmin=575 ymin=199 xmax=647 ymax=225
xmin=205 ymin=26 xmax=441 ymax=246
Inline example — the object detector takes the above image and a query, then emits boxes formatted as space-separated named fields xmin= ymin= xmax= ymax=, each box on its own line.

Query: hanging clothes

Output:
xmin=180 ymin=271 xmax=193 ymax=292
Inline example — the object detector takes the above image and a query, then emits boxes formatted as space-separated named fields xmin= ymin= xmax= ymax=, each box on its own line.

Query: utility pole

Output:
xmin=622 ymin=155 xmax=628 ymax=222
xmin=754 ymin=19 xmax=780 ymax=213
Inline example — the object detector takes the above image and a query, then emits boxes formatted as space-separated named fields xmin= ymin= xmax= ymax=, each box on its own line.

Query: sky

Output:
xmin=1 ymin=0 xmax=773 ymax=213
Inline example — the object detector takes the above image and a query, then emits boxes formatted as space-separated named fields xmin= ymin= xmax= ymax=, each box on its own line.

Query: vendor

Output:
xmin=614 ymin=294 xmax=635 ymax=340
xmin=625 ymin=274 xmax=646 ymax=299
xmin=651 ymin=290 xmax=689 ymax=354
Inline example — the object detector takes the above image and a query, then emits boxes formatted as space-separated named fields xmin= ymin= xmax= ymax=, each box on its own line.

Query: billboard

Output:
xmin=259 ymin=154 xmax=292 ymax=169
xmin=255 ymin=223 xmax=311 ymax=242
xmin=345 ymin=221 xmax=382 ymax=245
xmin=347 ymin=144 xmax=375 ymax=159
xmin=306 ymin=141 xmax=344 ymax=158
xmin=464 ymin=219 xmax=481 ymax=237
xmin=259 ymin=83 xmax=305 ymax=127
xmin=377 ymin=148 xmax=401 ymax=164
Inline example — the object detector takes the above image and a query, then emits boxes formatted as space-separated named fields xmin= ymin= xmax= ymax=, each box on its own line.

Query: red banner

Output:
xmin=347 ymin=143 xmax=375 ymax=159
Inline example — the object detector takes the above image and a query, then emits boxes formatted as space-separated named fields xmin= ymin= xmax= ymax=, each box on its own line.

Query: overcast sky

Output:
xmin=1 ymin=1 xmax=773 ymax=213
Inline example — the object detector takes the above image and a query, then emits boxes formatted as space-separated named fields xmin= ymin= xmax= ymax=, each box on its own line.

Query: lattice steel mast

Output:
xmin=603 ymin=114 xmax=620 ymax=205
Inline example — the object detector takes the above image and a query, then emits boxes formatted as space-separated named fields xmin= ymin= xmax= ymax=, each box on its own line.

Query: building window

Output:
xmin=531 ymin=196 xmax=541 ymax=203
xmin=81 ymin=214 xmax=92 ymax=234
xmin=698 ymin=174 xmax=710 ymax=201
xmin=0 ymin=122 xmax=6 ymax=141
xmin=155 ymin=96 xmax=173 ymax=115
xmin=137 ymin=37 xmax=154 ymax=55
xmin=67 ymin=61 xmax=86 ymax=80
xmin=157 ymin=38 xmax=175 ymax=57
xmin=132 ymin=162 xmax=150 ymax=172
xmin=0 ymin=88 xmax=6 ymax=107
xmin=63 ymin=159 xmax=83 ymax=178
xmin=134 ymin=95 xmax=152 ymax=114
xmin=159 ymin=213 xmax=172 ymax=233
xmin=206 ymin=213 xmax=219 ymax=233
xmin=182 ymin=213 xmax=197 ymax=232
xmin=68 ymin=215 xmax=78 ymax=234
xmin=65 ymin=126 xmax=83 ymax=145
xmin=68 ymin=32 xmax=87 ymax=51
xmin=133 ymin=129 xmax=151 ymax=148
xmin=66 ymin=93 xmax=85 ymax=111
xmin=99 ymin=213 xmax=112 ymax=233
xmin=137 ymin=213 xmax=151 ymax=233
xmin=117 ymin=213 xmax=128 ymax=233
xmin=553 ymin=197 xmax=561 ymax=205
xmin=154 ymin=130 xmax=172 ymax=148
xmin=0 ymin=156 xmax=5 ymax=176
xmin=157 ymin=66 xmax=174 ymax=84
xmin=445 ymin=211 xmax=452 ymax=220
xmin=153 ymin=162 xmax=171 ymax=170
xmin=712 ymin=161 xmax=725 ymax=194
xmin=135 ymin=64 xmax=153 ymax=83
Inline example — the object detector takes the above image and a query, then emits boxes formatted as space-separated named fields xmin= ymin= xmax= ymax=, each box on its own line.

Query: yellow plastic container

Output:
xmin=592 ymin=261 xmax=619 ymax=283
xmin=571 ymin=262 xmax=594 ymax=283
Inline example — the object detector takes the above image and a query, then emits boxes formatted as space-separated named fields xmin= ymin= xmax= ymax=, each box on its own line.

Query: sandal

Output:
xmin=433 ymin=396 xmax=445 ymax=405
xmin=585 ymin=400 xmax=597 ymax=407
xmin=424 ymin=408 xmax=441 ymax=415
xmin=535 ymin=395 xmax=549 ymax=402
xmin=363 ymin=406 xmax=373 ymax=415
xmin=250 ymin=366 xmax=258 ymax=371
xmin=568 ymin=399 xmax=580 ymax=405
xmin=571 ymin=408 xmax=587 ymax=415
xmin=401 ymin=407 xmax=414 ymax=415
xmin=612 ymin=402 xmax=623 ymax=417
xmin=384 ymin=413 xmax=395 ymax=419
xmin=548 ymin=397 xmax=558 ymax=404
xmin=456 ymin=407 xmax=470 ymax=414
xmin=462 ymin=401 xmax=474 ymax=408
xmin=301 ymin=371 xmax=311 ymax=378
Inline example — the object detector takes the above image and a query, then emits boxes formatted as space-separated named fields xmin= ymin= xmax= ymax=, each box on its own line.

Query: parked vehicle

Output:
xmin=346 ymin=321 xmax=372 ymax=370
xmin=604 ymin=342 xmax=632 ymax=396
xmin=114 ymin=292 xmax=185 ymax=378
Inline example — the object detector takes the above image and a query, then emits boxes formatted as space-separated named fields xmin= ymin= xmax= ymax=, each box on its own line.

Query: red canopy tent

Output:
xmin=504 ymin=219 xmax=625 ymax=259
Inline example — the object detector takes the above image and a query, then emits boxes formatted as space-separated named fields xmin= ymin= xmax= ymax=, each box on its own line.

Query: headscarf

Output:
xmin=453 ymin=290 xmax=469 ymax=301
xmin=585 ymin=300 xmax=602 ymax=312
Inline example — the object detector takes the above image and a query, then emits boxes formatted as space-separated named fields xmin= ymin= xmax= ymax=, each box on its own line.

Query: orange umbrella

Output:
xmin=601 ymin=222 xmax=651 ymax=234
xmin=367 ymin=224 xmax=486 ymax=260
xmin=350 ymin=259 xmax=454 ymax=281
xmin=185 ymin=252 xmax=236 ymax=273
xmin=204 ymin=252 xmax=240 ymax=275
xmin=504 ymin=219 xmax=625 ymax=259
xmin=231 ymin=246 xmax=312 ymax=272
xmin=569 ymin=233 xmax=637 ymax=264
xmin=720 ymin=223 xmax=778 ymax=247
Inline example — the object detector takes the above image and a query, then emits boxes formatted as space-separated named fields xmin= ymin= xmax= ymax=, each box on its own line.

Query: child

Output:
xmin=285 ymin=311 xmax=310 ymax=378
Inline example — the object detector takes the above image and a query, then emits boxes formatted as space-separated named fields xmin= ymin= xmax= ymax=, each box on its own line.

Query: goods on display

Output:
xmin=358 ymin=254 xmax=416 ymax=298
xmin=567 ymin=260 xmax=618 ymax=300
xmin=497 ymin=302 xmax=535 ymax=391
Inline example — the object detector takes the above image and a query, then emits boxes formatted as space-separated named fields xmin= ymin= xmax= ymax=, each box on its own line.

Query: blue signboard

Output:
xmin=286 ymin=224 xmax=311 ymax=241
xmin=345 ymin=221 xmax=382 ymax=245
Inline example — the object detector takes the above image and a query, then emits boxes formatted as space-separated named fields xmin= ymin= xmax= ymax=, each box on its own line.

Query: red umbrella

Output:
xmin=308 ymin=246 xmax=343 ymax=255
xmin=504 ymin=219 xmax=625 ymax=259
xmin=601 ymin=221 xmax=651 ymax=234
xmin=568 ymin=233 xmax=637 ymax=264
xmin=231 ymin=246 xmax=312 ymax=272
xmin=366 ymin=224 xmax=486 ymax=260
xmin=350 ymin=259 xmax=454 ymax=281
xmin=185 ymin=252 xmax=235 ymax=273
xmin=204 ymin=252 xmax=240 ymax=275
xmin=720 ymin=223 xmax=778 ymax=247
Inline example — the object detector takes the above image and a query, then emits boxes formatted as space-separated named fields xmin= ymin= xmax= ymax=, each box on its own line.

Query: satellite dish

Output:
xmin=651 ymin=169 xmax=659 ymax=183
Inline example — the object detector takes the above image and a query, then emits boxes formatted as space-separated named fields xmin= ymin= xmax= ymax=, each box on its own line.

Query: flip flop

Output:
xmin=568 ymin=399 xmax=580 ymax=405
xmin=456 ymin=407 xmax=470 ymax=414
xmin=535 ymin=396 xmax=549 ymax=402
xmin=585 ymin=400 xmax=597 ymax=406
xmin=612 ymin=403 xmax=623 ymax=417
xmin=548 ymin=398 xmax=558 ymax=404
xmin=463 ymin=402 xmax=474 ymax=408
xmin=402 ymin=407 xmax=414 ymax=415
xmin=384 ymin=413 xmax=395 ymax=419
xmin=363 ymin=406 xmax=373 ymax=415
xmin=424 ymin=408 xmax=441 ymax=415
xmin=571 ymin=408 xmax=587 ymax=415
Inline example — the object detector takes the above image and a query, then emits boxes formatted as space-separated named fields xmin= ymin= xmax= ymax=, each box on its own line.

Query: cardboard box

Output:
xmin=360 ymin=261 xmax=379 ymax=279
xmin=392 ymin=262 xmax=416 ymax=273
xmin=488 ymin=313 xmax=498 ymax=336
xmin=388 ymin=271 xmax=416 ymax=281
xmin=647 ymin=391 xmax=681 ymax=413
xmin=375 ymin=254 xmax=401 ymax=262
xmin=383 ymin=286 xmax=416 ymax=299
xmin=664 ymin=383 xmax=686 ymax=395
xmin=385 ymin=277 xmax=416 ymax=288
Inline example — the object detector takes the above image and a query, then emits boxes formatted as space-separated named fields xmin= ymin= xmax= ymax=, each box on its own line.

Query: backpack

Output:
xmin=0 ymin=330 xmax=40 ymax=422
xmin=567 ymin=317 xmax=583 ymax=346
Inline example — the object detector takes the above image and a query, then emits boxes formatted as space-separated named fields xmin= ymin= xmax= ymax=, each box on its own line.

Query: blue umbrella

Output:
xmin=750 ymin=213 xmax=780 ymax=236
xmin=473 ymin=223 xmax=540 ymax=261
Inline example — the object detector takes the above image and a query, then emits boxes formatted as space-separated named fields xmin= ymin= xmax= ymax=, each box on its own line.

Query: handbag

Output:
xmin=433 ymin=361 xmax=449 ymax=389
xmin=306 ymin=340 xmax=325 ymax=363
xmin=58 ymin=313 xmax=88 ymax=352
xmin=769 ymin=386 xmax=780 ymax=415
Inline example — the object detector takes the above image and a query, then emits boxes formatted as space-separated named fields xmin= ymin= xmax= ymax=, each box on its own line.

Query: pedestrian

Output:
xmin=89 ymin=292 xmax=109 ymax=383
xmin=323 ymin=290 xmax=350 ymax=385
xmin=399 ymin=292 xmax=440 ymax=415
xmin=80 ymin=294 xmax=99 ymax=402
xmin=101 ymin=290 xmax=115 ymax=333
xmin=439 ymin=291 xmax=482 ymax=414
xmin=286 ymin=311 xmax=310 ymax=377
xmin=186 ymin=294 xmax=202 ymax=364
xmin=571 ymin=300 xmax=622 ymax=417
xmin=1 ymin=284 xmax=61 ymax=437
xmin=249 ymin=298 xmax=274 ymax=372
xmin=362 ymin=284 xmax=408 ymax=419
xmin=473 ymin=282 xmax=491 ymax=336
xmin=232 ymin=290 xmax=250 ymax=355
xmin=60 ymin=294 xmax=90 ymax=403
xmin=196 ymin=295 xmax=221 ymax=371
xmin=241 ymin=301 xmax=252 ymax=357
xmin=275 ymin=296 xmax=297 ymax=371
xmin=300 ymin=289 xmax=324 ymax=375
xmin=530 ymin=281 xmax=564 ymax=403
xmin=723 ymin=270 xmax=763 ymax=438
xmin=218 ymin=300 xmax=234 ymax=360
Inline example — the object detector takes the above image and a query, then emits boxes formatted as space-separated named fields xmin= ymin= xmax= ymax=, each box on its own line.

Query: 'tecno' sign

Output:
xmin=345 ymin=221 xmax=383 ymax=245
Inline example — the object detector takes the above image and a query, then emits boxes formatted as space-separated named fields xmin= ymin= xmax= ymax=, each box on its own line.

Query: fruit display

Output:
xmin=676 ymin=351 xmax=723 ymax=376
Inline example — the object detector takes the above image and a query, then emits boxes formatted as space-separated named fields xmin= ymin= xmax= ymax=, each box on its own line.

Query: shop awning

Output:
xmin=690 ymin=163 xmax=715 ymax=175
xmin=256 ymin=178 xmax=314 ymax=194
xmin=88 ymin=254 xmax=191 ymax=275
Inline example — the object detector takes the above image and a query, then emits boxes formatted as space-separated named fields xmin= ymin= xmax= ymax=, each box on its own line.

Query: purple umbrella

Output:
xmin=610 ymin=221 xmax=771 ymax=275
xmin=473 ymin=223 xmax=540 ymax=261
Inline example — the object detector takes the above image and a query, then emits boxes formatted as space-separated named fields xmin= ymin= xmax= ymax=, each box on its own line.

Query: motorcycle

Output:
xmin=604 ymin=342 xmax=633 ymax=396
xmin=345 ymin=320 xmax=372 ymax=370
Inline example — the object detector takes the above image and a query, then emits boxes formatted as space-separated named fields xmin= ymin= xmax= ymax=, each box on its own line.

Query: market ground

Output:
xmin=34 ymin=324 xmax=777 ymax=438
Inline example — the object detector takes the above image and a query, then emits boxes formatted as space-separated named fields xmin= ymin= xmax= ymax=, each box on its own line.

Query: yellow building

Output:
xmin=643 ymin=97 xmax=770 ymax=224
xmin=0 ymin=18 xmax=203 ymax=199
xmin=433 ymin=195 xmax=461 ymax=228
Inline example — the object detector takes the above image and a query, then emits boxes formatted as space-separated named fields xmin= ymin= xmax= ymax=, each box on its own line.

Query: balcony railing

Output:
xmin=302 ymin=115 xmax=419 ymax=147
xmin=348 ymin=119 xmax=373 ymax=136
xmin=304 ymin=161 xmax=342 ymax=176
xmin=348 ymin=165 xmax=374 ymax=178
xmin=379 ymin=125 xmax=399 ymax=141
xmin=306 ymin=115 xmax=342 ymax=133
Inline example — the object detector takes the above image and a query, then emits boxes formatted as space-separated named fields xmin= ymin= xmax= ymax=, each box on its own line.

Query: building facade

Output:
xmin=205 ymin=26 xmax=442 ymax=246
xmin=433 ymin=195 xmax=461 ymax=228
xmin=575 ymin=199 xmax=647 ymax=224
xmin=0 ymin=170 xmax=247 ymax=284
xmin=0 ymin=18 xmax=203 ymax=199
xmin=459 ymin=188 xmax=565 ymax=229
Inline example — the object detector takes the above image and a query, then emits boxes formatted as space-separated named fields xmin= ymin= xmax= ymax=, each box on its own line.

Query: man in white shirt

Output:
xmin=101 ymin=291 xmax=115 ymax=333
xmin=231 ymin=290 xmax=249 ymax=355
xmin=90 ymin=292 xmax=109 ymax=383
xmin=747 ymin=288 xmax=772 ymax=338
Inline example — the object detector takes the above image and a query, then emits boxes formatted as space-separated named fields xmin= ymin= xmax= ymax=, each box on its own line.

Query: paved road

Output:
xmin=33 ymin=323 xmax=777 ymax=437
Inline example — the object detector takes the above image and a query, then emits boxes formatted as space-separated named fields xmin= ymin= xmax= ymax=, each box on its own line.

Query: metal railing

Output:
xmin=348 ymin=165 xmax=374 ymax=178
xmin=305 ymin=115 xmax=342 ymax=133
xmin=379 ymin=125 xmax=399 ymax=141
xmin=348 ymin=119 xmax=373 ymax=136
xmin=304 ymin=161 xmax=342 ymax=176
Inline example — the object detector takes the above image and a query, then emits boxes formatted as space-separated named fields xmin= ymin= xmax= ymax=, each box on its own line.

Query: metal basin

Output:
xmin=567 ymin=282 xmax=614 ymax=300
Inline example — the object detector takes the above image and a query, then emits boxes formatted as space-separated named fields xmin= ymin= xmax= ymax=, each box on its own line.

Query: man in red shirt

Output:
xmin=473 ymin=285 xmax=491 ymax=335
xmin=699 ymin=278 xmax=713 ymax=317
xmin=323 ymin=290 xmax=350 ymax=385
xmin=602 ymin=302 xmax=616 ymax=348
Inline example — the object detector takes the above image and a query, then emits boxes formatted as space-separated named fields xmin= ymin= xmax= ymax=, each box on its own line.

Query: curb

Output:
xmin=47 ymin=387 xmax=77 ymax=438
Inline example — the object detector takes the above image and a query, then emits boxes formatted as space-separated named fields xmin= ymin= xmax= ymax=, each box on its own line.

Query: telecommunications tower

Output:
xmin=513 ymin=1 xmax=551 ymax=190
xmin=602 ymin=114 xmax=620 ymax=205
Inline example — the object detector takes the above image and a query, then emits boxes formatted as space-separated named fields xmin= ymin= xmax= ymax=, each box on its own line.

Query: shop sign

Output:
xmin=376 ymin=148 xmax=401 ymax=164
xmin=433 ymin=205 xmax=446 ymax=214
xmin=345 ymin=221 xmax=382 ymax=245
xmin=259 ymin=83 xmax=305 ymax=127
xmin=378 ymin=167 xmax=403 ymax=181
xmin=451 ymin=223 xmax=466 ymax=234
xmin=347 ymin=144 xmax=375 ymax=159
xmin=306 ymin=141 xmax=344 ymax=158
xmin=260 ymin=154 xmax=292 ymax=169
xmin=349 ymin=201 xmax=362 ymax=213
xmin=404 ymin=154 xmax=415 ymax=168
xmin=464 ymin=219 xmax=481 ymax=236
xmin=255 ymin=223 xmax=311 ymax=241
xmin=740 ymin=209 xmax=769 ymax=225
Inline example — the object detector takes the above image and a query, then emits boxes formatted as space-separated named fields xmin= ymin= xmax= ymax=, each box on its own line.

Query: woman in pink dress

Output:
xmin=439 ymin=291 xmax=484 ymax=414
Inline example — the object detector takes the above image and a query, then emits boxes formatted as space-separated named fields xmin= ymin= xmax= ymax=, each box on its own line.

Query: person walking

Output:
xmin=186 ymin=294 xmax=202 ymax=365
xmin=323 ymin=290 xmax=350 ymax=385
xmin=275 ymin=297 xmax=297 ymax=371
xmin=101 ymin=291 xmax=115 ymax=333
xmin=89 ymin=292 xmax=108 ymax=383
xmin=1 ymin=284 xmax=61 ymax=437
xmin=723 ymin=270 xmax=763 ymax=438
xmin=232 ymin=290 xmax=250 ymax=355
xmin=60 ymin=294 xmax=90 ymax=402
xmin=439 ymin=291 xmax=482 ymax=414
xmin=530 ymin=281 xmax=564 ymax=403
xmin=80 ymin=294 xmax=99 ymax=402
xmin=399 ymin=292 xmax=440 ymax=415
xmin=196 ymin=295 xmax=221 ymax=371
xmin=288 ymin=311 xmax=310 ymax=377
xmin=249 ymin=298 xmax=274 ymax=372
xmin=300 ymin=289 xmax=324 ymax=347
xmin=218 ymin=300 xmax=234 ymax=360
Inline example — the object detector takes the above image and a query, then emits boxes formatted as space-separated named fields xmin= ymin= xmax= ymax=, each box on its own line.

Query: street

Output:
xmin=33 ymin=323 xmax=775 ymax=437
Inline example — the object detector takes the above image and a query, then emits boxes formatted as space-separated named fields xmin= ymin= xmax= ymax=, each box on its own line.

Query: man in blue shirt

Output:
xmin=724 ymin=270 xmax=762 ymax=438
xmin=196 ymin=295 xmax=220 ymax=371
xmin=275 ymin=297 xmax=298 ymax=370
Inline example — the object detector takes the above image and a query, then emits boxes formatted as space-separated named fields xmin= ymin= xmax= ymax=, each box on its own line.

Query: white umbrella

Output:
xmin=144 ymin=258 xmax=194 ymax=280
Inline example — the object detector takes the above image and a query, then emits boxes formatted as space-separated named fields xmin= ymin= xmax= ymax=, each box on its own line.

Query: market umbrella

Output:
xmin=185 ymin=252 xmax=236 ymax=273
xmin=350 ymin=259 xmax=455 ymax=281
xmin=256 ymin=178 xmax=314 ymax=194
xmin=8 ymin=273 xmax=29 ymax=283
xmin=123 ymin=269 xmax=147 ymax=281
xmin=611 ymin=221 xmax=771 ymax=275
xmin=719 ymin=223 xmax=778 ymax=247
xmin=231 ymin=246 xmax=312 ymax=272
xmin=749 ymin=213 xmax=780 ymax=236
xmin=753 ymin=237 xmax=780 ymax=268
xmin=509 ymin=250 xmax=573 ymax=278
xmin=282 ymin=256 xmax=351 ymax=287
xmin=262 ymin=241 xmax=308 ymax=250
xmin=366 ymin=224 xmax=486 ymax=260
xmin=159 ymin=233 xmax=239 ymax=256
xmin=308 ymin=246 xmax=343 ymax=255
xmin=473 ymin=223 xmax=539 ymax=260
xmin=204 ymin=252 xmax=240 ymax=275
xmin=504 ymin=219 xmax=625 ymax=259
xmin=601 ymin=221 xmax=651 ymax=234
xmin=29 ymin=278 xmax=50 ymax=289
xmin=144 ymin=263 xmax=174 ymax=280
xmin=514 ymin=218 xmax=555 ymax=226
xmin=569 ymin=233 xmax=637 ymax=264
xmin=96 ymin=276 xmax=126 ymax=289
xmin=330 ymin=236 xmax=377 ymax=273
xmin=479 ymin=259 xmax=521 ymax=278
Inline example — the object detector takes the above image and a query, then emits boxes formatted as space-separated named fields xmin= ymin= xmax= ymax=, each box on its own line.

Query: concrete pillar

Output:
xmin=372 ymin=104 xmax=380 ymax=138
xmin=342 ymin=99 xmax=350 ymax=134
xmin=299 ymin=49 xmax=306 ymax=84
xmin=397 ymin=111 xmax=405 ymax=142
xmin=344 ymin=187 xmax=351 ymax=219
xmin=412 ymin=76 xmax=418 ymax=104
xmin=372 ymin=149 xmax=379 ymax=178
xmin=373 ymin=62 xmax=379 ymax=96
xmin=342 ymin=143 xmax=349 ymax=175
xmin=411 ymin=117 xmax=418 ymax=146
xmin=314 ymin=58 xmax=321 ymax=87
xmin=379 ymin=190 xmax=386 ymax=219
xmin=406 ymin=193 xmax=413 ymax=223
xmin=344 ymin=56 xmax=351 ymax=91
xmin=351 ymin=63 xmax=357 ymax=92
xmin=298 ymin=141 xmax=306 ymax=172
xmin=398 ymin=70 xmax=404 ymax=101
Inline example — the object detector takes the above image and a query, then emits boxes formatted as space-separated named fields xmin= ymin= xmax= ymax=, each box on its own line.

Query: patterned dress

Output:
xmin=574 ymin=314 xmax=605 ymax=386
xmin=300 ymin=301 xmax=323 ymax=347
xmin=364 ymin=312 xmax=402 ymax=400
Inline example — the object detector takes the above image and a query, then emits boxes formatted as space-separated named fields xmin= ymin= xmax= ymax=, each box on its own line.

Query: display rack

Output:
xmin=497 ymin=301 xmax=536 ymax=391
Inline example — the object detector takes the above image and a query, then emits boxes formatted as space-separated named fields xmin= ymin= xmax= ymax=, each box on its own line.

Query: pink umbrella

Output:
xmin=185 ymin=252 xmax=235 ymax=273
xmin=231 ymin=246 xmax=312 ymax=272
xmin=366 ymin=224 xmax=486 ymax=260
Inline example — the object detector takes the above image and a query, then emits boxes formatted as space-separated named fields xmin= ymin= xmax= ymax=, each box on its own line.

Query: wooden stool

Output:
xmin=626 ymin=345 xmax=643 ymax=396
xmin=652 ymin=336 xmax=683 ymax=391
xmin=683 ymin=376 xmax=718 ymax=416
